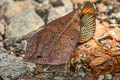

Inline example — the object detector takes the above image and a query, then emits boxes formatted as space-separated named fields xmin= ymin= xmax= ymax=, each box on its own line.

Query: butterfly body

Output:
xmin=25 ymin=2 xmax=96 ymax=65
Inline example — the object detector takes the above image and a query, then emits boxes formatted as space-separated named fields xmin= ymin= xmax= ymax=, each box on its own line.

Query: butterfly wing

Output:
xmin=25 ymin=9 xmax=80 ymax=65
xmin=78 ymin=2 xmax=96 ymax=43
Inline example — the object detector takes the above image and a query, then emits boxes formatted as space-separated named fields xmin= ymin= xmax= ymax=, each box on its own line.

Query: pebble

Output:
xmin=5 ymin=9 xmax=45 ymax=41
xmin=105 ymin=5 xmax=113 ymax=15
xmin=34 ymin=0 xmax=45 ymax=3
xmin=102 ymin=21 xmax=109 ymax=27
xmin=109 ymin=19 xmax=116 ymax=24
xmin=35 ymin=2 xmax=52 ymax=24
xmin=105 ymin=74 xmax=112 ymax=80
xmin=109 ymin=24 xmax=118 ymax=28
xmin=0 ymin=0 xmax=13 ymax=6
xmin=0 ymin=48 xmax=6 ymax=54
xmin=110 ymin=13 xmax=120 ymax=19
xmin=49 ymin=0 xmax=64 ymax=7
xmin=113 ymin=74 xmax=120 ymax=80
xmin=47 ymin=0 xmax=73 ymax=23
xmin=5 ymin=0 xmax=35 ymax=20
xmin=98 ymin=75 xmax=104 ymax=80
xmin=97 ymin=3 xmax=107 ymax=12
xmin=0 ymin=42 xmax=3 ymax=48
xmin=47 ymin=6 xmax=73 ymax=23
xmin=3 ymin=39 xmax=13 ymax=47
xmin=0 ymin=53 xmax=36 ymax=80
xmin=0 ymin=35 xmax=3 ymax=41
xmin=0 ymin=21 xmax=5 ymax=35
xmin=116 ymin=18 xmax=120 ymax=24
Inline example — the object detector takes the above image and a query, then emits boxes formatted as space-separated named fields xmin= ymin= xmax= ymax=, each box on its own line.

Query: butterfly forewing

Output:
xmin=78 ymin=2 xmax=96 ymax=43
xmin=25 ymin=9 xmax=80 ymax=65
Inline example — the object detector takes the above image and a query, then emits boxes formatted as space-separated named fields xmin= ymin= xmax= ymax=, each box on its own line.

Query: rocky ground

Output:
xmin=0 ymin=0 xmax=120 ymax=80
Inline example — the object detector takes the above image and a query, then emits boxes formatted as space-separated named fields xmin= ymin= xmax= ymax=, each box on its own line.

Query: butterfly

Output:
xmin=25 ymin=2 xmax=96 ymax=65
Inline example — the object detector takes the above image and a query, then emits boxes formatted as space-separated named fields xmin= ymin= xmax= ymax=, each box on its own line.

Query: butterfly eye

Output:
xmin=78 ymin=2 xmax=96 ymax=43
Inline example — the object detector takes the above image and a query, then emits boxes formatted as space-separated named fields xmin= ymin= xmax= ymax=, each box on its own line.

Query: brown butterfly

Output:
xmin=25 ymin=2 xmax=96 ymax=65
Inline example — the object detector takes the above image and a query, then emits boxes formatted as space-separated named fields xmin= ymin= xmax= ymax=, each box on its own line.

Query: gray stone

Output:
xmin=113 ymin=74 xmax=120 ymax=80
xmin=47 ymin=0 xmax=73 ymax=23
xmin=110 ymin=13 xmax=120 ymax=19
xmin=105 ymin=74 xmax=112 ymax=80
xmin=0 ymin=48 xmax=6 ymax=54
xmin=0 ymin=53 xmax=36 ymax=80
xmin=0 ymin=35 xmax=3 ymax=41
xmin=47 ymin=6 xmax=73 ymax=23
xmin=0 ymin=0 xmax=13 ymax=6
xmin=98 ymin=75 xmax=104 ymax=80
xmin=109 ymin=24 xmax=118 ymax=28
xmin=0 ymin=42 xmax=3 ymax=48
xmin=0 ymin=21 xmax=5 ymax=35
xmin=16 ymin=40 xmax=27 ymax=51
xmin=5 ymin=9 xmax=45 ymax=41
xmin=61 ymin=0 xmax=73 ymax=11
xmin=49 ymin=0 xmax=64 ymax=7
xmin=3 ymin=39 xmax=13 ymax=47
xmin=35 ymin=0 xmax=52 ymax=24
xmin=5 ymin=0 xmax=35 ymax=20
xmin=105 ymin=5 xmax=113 ymax=15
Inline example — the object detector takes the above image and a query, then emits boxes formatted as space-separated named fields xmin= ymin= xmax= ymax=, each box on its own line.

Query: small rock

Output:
xmin=49 ymin=0 xmax=64 ymax=7
xmin=105 ymin=5 xmax=113 ymax=15
xmin=61 ymin=0 xmax=73 ymax=12
xmin=0 ymin=22 xmax=5 ymax=35
xmin=105 ymin=74 xmax=112 ymax=80
xmin=0 ymin=53 xmax=36 ymax=80
xmin=0 ymin=35 xmax=3 ymax=41
xmin=109 ymin=24 xmax=118 ymax=28
xmin=98 ymin=13 xmax=108 ymax=20
xmin=70 ymin=0 xmax=96 ymax=4
xmin=116 ymin=18 xmax=120 ymax=24
xmin=47 ymin=6 xmax=73 ymax=23
xmin=83 ymin=74 xmax=93 ymax=80
xmin=35 ymin=2 xmax=52 ymax=24
xmin=0 ymin=0 xmax=13 ymax=6
xmin=0 ymin=42 xmax=3 ymax=48
xmin=97 ymin=3 xmax=107 ymax=12
xmin=113 ymin=74 xmax=120 ymax=80
xmin=5 ymin=9 xmax=45 ymax=41
xmin=109 ymin=19 xmax=116 ymax=24
xmin=3 ymin=39 xmax=13 ymax=47
xmin=0 ymin=48 xmax=6 ymax=54
xmin=5 ymin=0 xmax=35 ymax=20
xmin=24 ymin=62 xmax=36 ymax=72
xmin=47 ymin=0 xmax=73 ymax=23
xmin=12 ymin=40 xmax=27 ymax=51
xmin=102 ymin=21 xmax=109 ymax=27
xmin=20 ymin=40 xmax=27 ymax=51
xmin=33 ymin=0 xmax=49 ymax=7
xmin=98 ymin=75 xmax=104 ymax=80
xmin=110 ymin=13 xmax=120 ymax=24
xmin=110 ymin=13 xmax=120 ymax=19
xmin=34 ymin=0 xmax=45 ymax=3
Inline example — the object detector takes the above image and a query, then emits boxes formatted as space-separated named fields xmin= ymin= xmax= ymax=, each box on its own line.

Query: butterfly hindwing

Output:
xmin=78 ymin=2 xmax=96 ymax=43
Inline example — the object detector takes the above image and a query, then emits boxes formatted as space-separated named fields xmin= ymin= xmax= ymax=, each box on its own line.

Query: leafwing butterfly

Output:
xmin=25 ymin=2 xmax=96 ymax=65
